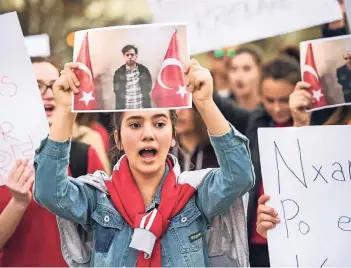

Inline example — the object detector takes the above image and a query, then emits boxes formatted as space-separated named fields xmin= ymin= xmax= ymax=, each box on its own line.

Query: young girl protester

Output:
xmin=33 ymin=59 xmax=254 ymax=267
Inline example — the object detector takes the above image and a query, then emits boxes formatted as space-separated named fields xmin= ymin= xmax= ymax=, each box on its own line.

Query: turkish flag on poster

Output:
xmin=303 ymin=43 xmax=327 ymax=109
xmin=73 ymin=32 xmax=98 ymax=110
xmin=151 ymin=31 xmax=191 ymax=108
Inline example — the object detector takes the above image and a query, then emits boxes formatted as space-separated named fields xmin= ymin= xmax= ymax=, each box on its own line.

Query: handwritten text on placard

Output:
xmin=0 ymin=12 xmax=49 ymax=186
xmin=149 ymin=0 xmax=342 ymax=54
xmin=258 ymin=126 xmax=351 ymax=267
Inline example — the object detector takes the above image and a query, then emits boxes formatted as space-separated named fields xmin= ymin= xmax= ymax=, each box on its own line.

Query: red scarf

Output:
xmin=105 ymin=156 xmax=196 ymax=267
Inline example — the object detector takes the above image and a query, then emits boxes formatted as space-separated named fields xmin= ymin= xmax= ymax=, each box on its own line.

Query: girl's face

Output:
xmin=228 ymin=52 xmax=261 ymax=98
xmin=115 ymin=110 xmax=176 ymax=178
xmin=261 ymin=78 xmax=294 ymax=124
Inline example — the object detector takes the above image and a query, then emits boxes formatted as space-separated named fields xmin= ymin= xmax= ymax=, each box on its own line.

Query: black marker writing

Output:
xmin=195 ymin=0 xmax=292 ymax=34
xmin=320 ymin=258 xmax=328 ymax=267
xmin=298 ymin=221 xmax=310 ymax=235
xmin=338 ymin=216 xmax=351 ymax=231
xmin=281 ymin=199 xmax=310 ymax=238
xmin=274 ymin=139 xmax=307 ymax=195
xmin=295 ymin=255 xmax=328 ymax=267
xmin=295 ymin=255 xmax=299 ymax=267
xmin=312 ymin=165 xmax=328 ymax=183
xmin=332 ymin=162 xmax=346 ymax=181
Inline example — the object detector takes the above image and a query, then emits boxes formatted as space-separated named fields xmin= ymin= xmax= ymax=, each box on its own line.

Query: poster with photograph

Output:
xmin=300 ymin=35 xmax=351 ymax=112
xmin=72 ymin=23 xmax=191 ymax=112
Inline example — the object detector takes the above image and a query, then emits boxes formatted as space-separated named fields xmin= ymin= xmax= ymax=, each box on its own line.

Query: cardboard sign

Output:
xmin=149 ymin=0 xmax=343 ymax=55
xmin=24 ymin=34 xmax=51 ymax=57
xmin=258 ymin=126 xmax=351 ymax=266
xmin=0 ymin=12 xmax=49 ymax=185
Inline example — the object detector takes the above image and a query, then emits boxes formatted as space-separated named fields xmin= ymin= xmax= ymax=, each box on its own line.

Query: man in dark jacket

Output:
xmin=113 ymin=45 xmax=152 ymax=109
xmin=336 ymin=51 xmax=351 ymax=103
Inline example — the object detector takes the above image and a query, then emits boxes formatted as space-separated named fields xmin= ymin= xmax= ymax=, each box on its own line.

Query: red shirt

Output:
xmin=250 ymin=120 xmax=293 ymax=244
xmin=0 ymin=186 xmax=67 ymax=267
xmin=0 ymin=146 xmax=105 ymax=266
xmin=92 ymin=122 xmax=110 ymax=152
xmin=250 ymin=181 xmax=267 ymax=244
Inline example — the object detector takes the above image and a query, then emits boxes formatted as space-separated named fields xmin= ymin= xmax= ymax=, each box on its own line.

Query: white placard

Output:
xmin=258 ymin=125 xmax=351 ymax=267
xmin=148 ymin=0 xmax=343 ymax=55
xmin=345 ymin=0 xmax=351 ymax=32
xmin=24 ymin=34 xmax=51 ymax=57
xmin=0 ymin=12 xmax=49 ymax=186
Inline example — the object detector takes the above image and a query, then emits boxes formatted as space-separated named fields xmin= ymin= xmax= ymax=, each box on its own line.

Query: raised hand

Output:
xmin=256 ymin=194 xmax=280 ymax=239
xmin=289 ymin=81 xmax=314 ymax=127
xmin=53 ymin=63 xmax=80 ymax=110
xmin=5 ymin=159 xmax=35 ymax=209
xmin=184 ymin=59 xmax=213 ymax=105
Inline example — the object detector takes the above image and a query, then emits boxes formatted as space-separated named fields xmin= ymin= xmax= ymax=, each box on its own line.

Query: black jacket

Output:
xmin=69 ymin=140 xmax=90 ymax=178
xmin=337 ymin=65 xmax=351 ymax=103
xmin=245 ymin=108 xmax=275 ymax=239
xmin=171 ymin=143 xmax=219 ymax=172
xmin=113 ymin=63 xmax=152 ymax=109
xmin=212 ymin=91 xmax=251 ymax=135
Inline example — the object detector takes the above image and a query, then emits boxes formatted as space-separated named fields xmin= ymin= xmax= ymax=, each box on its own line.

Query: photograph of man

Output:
xmin=337 ymin=51 xmax=351 ymax=103
xmin=113 ymin=45 xmax=152 ymax=109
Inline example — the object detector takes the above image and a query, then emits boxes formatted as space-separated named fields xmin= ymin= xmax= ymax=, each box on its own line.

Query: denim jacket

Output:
xmin=33 ymin=124 xmax=255 ymax=267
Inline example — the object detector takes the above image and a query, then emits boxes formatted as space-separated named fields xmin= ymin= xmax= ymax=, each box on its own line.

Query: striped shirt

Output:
xmin=125 ymin=66 xmax=143 ymax=109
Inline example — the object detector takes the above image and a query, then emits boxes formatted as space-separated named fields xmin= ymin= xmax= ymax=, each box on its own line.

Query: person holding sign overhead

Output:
xmin=0 ymin=57 xmax=106 ymax=267
xmin=33 ymin=59 xmax=254 ymax=267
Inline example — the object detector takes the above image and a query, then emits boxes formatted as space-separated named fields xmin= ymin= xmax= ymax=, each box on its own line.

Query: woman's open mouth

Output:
xmin=44 ymin=105 xmax=55 ymax=116
xmin=139 ymin=148 xmax=158 ymax=161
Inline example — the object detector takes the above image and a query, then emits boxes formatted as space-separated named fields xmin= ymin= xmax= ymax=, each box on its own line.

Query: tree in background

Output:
xmin=0 ymin=0 xmax=151 ymax=65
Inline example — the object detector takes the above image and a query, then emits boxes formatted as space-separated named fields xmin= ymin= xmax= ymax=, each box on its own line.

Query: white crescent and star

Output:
xmin=157 ymin=57 xmax=188 ymax=99
xmin=79 ymin=90 xmax=95 ymax=106
xmin=303 ymin=64 xmax=319 ymax=80
xmin=176 ymin=85 xmax=188 ymax=98
xmin=76 ymin=62 xmax=93 ymax=83
xmin=302 ymin=65 xmax=324 ymax=102
xmin=312 ymin=89 xmax=324 ymax=102
xmin=75 ymin=62 xmax=95 ymax=105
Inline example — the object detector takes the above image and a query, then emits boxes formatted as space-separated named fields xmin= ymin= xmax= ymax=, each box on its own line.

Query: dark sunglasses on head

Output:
xmin=212 ymin=48 xmax=236 ymax=59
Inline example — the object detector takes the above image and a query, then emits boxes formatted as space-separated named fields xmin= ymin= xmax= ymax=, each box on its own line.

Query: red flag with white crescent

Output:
xmin=151 ymin=31 xmax=191 ymax=108
xmin=73 ymin=32 xmax=98 ymax=110
xmin=303 ymin=43 xmax=327 ymax=109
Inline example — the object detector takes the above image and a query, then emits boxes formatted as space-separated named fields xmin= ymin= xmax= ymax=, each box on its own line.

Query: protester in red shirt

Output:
xmin=0 ymin=57 xmax=105 ymax=267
